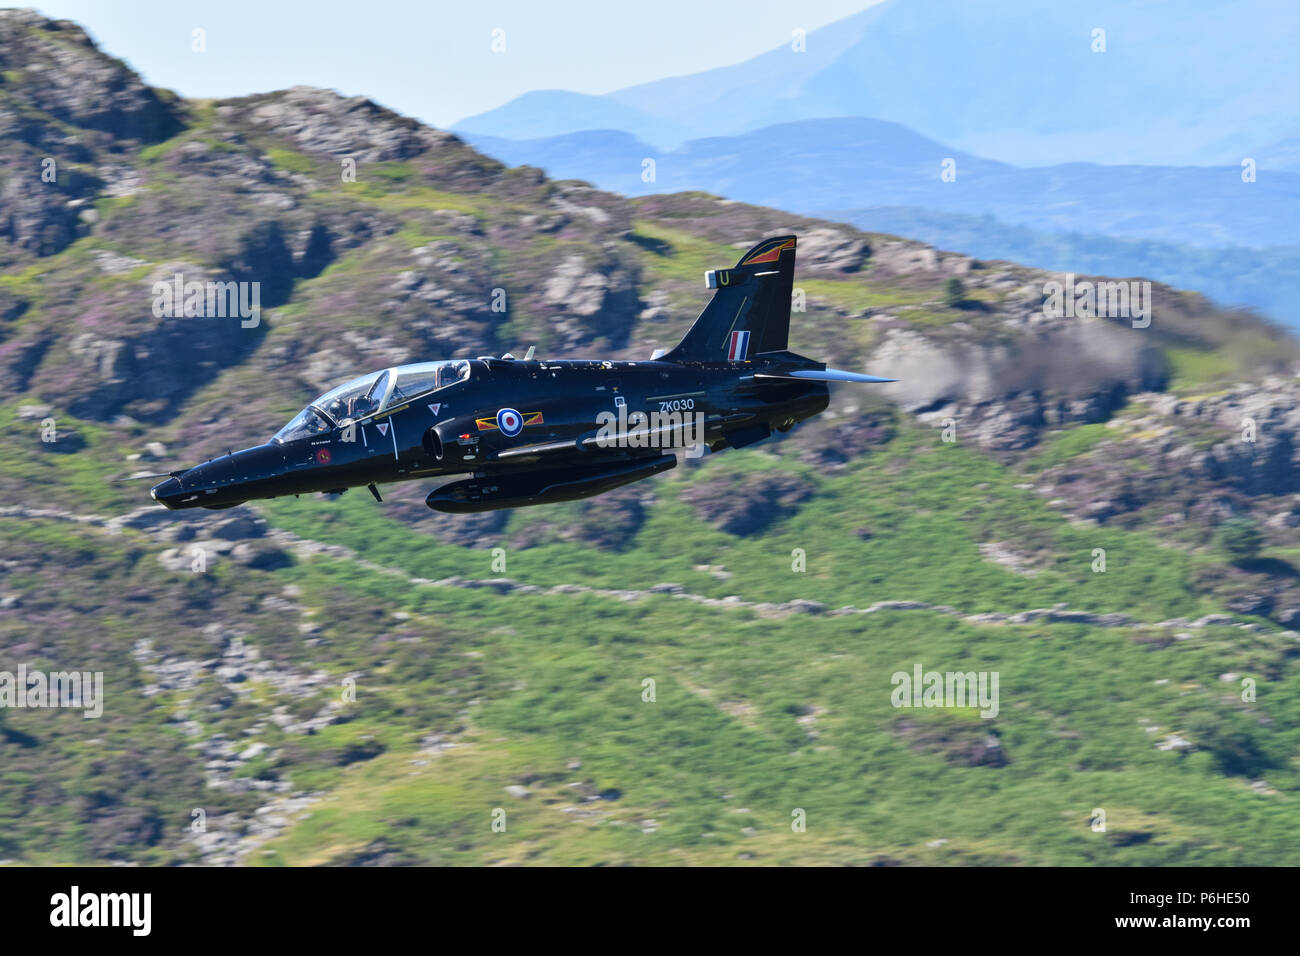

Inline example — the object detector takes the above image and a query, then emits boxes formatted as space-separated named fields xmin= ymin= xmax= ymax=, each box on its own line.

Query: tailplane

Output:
xmin=754 ymin=367 xmax=896 ymax=384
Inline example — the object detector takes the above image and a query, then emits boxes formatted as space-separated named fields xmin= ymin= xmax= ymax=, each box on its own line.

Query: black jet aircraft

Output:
xmin=150 ymin=235 xmax=894 ymax=513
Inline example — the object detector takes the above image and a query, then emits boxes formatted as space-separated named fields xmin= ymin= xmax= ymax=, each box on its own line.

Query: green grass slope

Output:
xmin=3 ymin=417 xmax=1297 ymax=866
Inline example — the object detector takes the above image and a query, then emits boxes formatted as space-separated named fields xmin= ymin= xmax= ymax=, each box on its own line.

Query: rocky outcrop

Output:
xmin=1145 ymin=380 xmax=1300 ymax=496
xmin=0 ymin=10 xmax=183 ymax=142
xmin=41 ymin=260 xmax=265 ymax=421
xmin=867 ymin=239 xmax=973 ymax=278
xmin=0 ymin=168 xmax=101 ymax=256
xmin=220 ymin=85 xmax=507 ymax=194
xmin=793 ymin=227 xmax=870 ymax=274
xmin=0 ymin=12 xmax=178 ymax=280
xmin=539 ymin=246 xmax=641 ymax=349
xmin=228 ymin=85 xmax=462 ymax=164
xmin=1038 ymin=380 xmax=1300 ymax=527
xmin=798 ymin=409 xmax=897 ymax=468
xmin=681 ymin=469 xmax=814 ymax=534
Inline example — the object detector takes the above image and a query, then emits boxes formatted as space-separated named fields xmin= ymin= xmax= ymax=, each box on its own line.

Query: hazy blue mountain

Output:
xmin=461 ymin=118 xmax=1300 ymax=325
xmin=466 ymin=129 xmax=659 ymax=187
xmin=832 ymin=206 xmax=1300 ymax=328
xmin=457 ymin=0 xmax=1300 ymax=324
xmin=457 ymin=0 xmax=1300 ymax=168
xmin=460 ymin=118 xmax=1300 ymax=249
xmin=453 ymin=90 xmax=694 ymax=148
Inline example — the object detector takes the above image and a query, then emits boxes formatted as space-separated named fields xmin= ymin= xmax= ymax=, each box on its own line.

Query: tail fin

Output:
xmin=663 ymin=235 xmax=796 ymax=362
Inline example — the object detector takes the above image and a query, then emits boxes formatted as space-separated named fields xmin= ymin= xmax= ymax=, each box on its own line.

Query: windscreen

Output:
xmin=272 ymin=361 xmax=471 ymax=443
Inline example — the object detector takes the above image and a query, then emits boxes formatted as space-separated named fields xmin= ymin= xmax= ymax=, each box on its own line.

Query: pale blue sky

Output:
xmin=29 ymin=0 xmax=877 ymax=129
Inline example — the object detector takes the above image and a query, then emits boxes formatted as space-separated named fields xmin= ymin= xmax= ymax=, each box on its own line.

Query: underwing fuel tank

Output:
xmin=426 ymin=456 xmax=677 ymax=513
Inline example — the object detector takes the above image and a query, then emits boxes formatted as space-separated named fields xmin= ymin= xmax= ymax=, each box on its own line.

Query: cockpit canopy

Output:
xmin=274 ymin=360 xmax=470 ymax=442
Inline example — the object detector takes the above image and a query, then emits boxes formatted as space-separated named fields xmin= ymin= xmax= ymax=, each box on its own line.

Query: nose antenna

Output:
xmin=116 ymin=470 xmax=183 ymax=481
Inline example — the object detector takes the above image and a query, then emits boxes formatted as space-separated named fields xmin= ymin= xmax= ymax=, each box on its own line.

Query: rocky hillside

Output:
xmin=2 ymin=10 xmax=1300 ymax=866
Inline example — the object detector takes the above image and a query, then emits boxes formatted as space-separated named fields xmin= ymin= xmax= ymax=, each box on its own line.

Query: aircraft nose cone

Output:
xmin=150 ymin=476 xmax=183 ymax=508
xmin=149 ymin=442 xmax=287 ymax=510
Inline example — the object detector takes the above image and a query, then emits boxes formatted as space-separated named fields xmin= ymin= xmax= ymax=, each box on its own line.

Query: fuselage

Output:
xmin=150 ymin=356 xmax=829 ymax=511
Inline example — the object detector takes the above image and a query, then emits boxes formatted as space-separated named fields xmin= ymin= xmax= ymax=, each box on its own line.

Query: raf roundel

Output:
xmin=496 ymin=407 xmax=524 ymax=438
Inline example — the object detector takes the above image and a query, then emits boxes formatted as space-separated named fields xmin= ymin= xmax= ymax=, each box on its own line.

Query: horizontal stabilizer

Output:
xmin=754 ymin=368 xmax=897 ymax=384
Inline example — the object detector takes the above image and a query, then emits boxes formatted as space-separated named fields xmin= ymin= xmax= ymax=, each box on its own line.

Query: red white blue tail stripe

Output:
xmin=727 ymin=329 xmax=751 ymax=361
